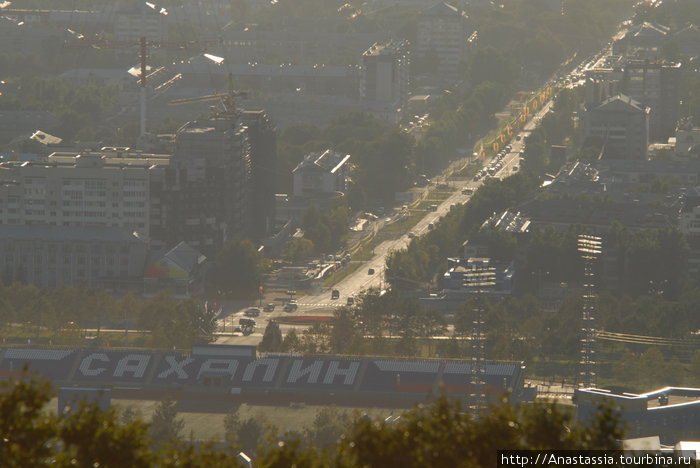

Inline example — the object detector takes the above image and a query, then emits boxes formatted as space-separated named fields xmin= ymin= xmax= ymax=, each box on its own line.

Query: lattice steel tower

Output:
xmin=464 ymin=264 xmax=496 ymax=418
xmin=577 ymin=235 xmax=602 ymax=388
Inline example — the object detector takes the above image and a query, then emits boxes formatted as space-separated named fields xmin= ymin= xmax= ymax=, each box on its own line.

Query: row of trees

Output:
xmin=259 ymin=289 xmax=448 ymax=357
xmin=1 ymin=375 xmax=623 ymax=467
xmin=385 ymin=172 xmax=539 ymax=290
xmin=0 ymin=283 xmax=216 ymax=349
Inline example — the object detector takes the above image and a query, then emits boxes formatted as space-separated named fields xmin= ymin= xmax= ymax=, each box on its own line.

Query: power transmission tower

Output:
xmin=577 ymin=235 xmax=602 ymax=388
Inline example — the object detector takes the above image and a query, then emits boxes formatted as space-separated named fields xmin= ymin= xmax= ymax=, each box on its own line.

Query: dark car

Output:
xmin=244 ymin=308 xmax=260 ymax=318
xmin=263 ymin=303 xmax=275 ymax=312
xmin=331 ymin=289 xmax=340 ymax=299
xmin=368 ymin=268 xmax=375 ymax=275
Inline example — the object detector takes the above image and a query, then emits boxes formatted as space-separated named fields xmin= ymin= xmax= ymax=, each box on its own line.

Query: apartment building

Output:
xmin=0 ymin=149 xmax=170 ymax=243
xmin=622 ymin=60 xmax=681 ymax=141
xmin=361 ymin=40 xmax=410 ymax=122
xmin=416 ymin=2 xmax=472 ymax=78
xmin=0 ymin=225 xmax=147 ymax=289
xmin=166 ymin=109 xmax=251 ymax=254
xmin=585 ymin=94 xmax=650 ymax=160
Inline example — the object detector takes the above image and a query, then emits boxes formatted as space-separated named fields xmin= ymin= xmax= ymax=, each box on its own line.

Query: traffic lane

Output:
xmin=294 ymin=94 xmax=555 ymax=306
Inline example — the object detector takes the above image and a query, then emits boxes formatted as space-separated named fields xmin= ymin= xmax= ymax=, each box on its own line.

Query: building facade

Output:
xmin=292 ymin=150 xmax=350 ymax=198
xmin=0 ymin=225 xmax=147 ymax=289
xmin=585 ymin=94 xmax=649 ymax=160
xmin=166 ymin=109 xmax=251 ymax=254
xmin=0 ymin=149 xmax=170 ymax=244
xmin=360 ymin=40 xmax=410 ymax=122
xmin=416 ymin=2 xmax=472 ymax=78
xmin=622 ymin=60 xmax=681 ymax=141
xmin=240 ymin=110 xmax=277 ymax=240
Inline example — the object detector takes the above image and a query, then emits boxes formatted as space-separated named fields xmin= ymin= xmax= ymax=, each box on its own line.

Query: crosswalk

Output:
xmin=294 ymin=302 xmax=341 ymax=308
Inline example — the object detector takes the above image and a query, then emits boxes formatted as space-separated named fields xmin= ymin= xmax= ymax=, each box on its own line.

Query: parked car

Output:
xmin=331 ymin=289 xmax=340 ymax=299
xmin=368 ymin=268 xmax=375 ymax=275
xmin=408 ymin=232 xmax=416 ymax=238
xmin=462 ymin=187 xmax=473 ymax=195
xmin=244 ymin=308 xmax=260 ymax=318
xmin=284 ymin=300 xmax=298 ymax=312
xmin=263 ymin=303 xmax=275 ymax=312
xmin=346 ymin=297 xmax=355 ymax=306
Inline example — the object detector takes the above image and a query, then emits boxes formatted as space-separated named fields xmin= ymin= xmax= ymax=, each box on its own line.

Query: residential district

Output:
xmin=2 ymin=0 xmax=700 ymax=463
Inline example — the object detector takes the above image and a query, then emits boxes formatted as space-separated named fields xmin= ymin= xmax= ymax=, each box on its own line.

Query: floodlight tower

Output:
xmin=464 ymin=264 xmax=496 ymax=418
xmin=577 ymin=235 xmax=602 ymax=388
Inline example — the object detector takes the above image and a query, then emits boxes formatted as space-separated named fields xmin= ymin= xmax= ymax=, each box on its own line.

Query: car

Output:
xmin=233 ymin=326 xmax=243 ymax=333
xmin=428 ymin=222 xmax=435 ymax=230
xmin=516 ymin=135 xmax=521 ymax=141
xmin=408 ymin=232 xmax=416 ymax=238
xmin=512 ymin=165 xmax=519 ymax=172
xmin=284 ymin=299 xmax=298 ymax=312
xmin=346 ymin=297 xmax=355 ymax=306
xmin=264 ymin=303 xmax=276 ymax=312
xmin=462 ymin=188 xmax=473 ymax=195
xmin=428 ymin=204 xmax=438 ymax=212
xmin=331 ymin=289 xmax=340 ymax=299
xmin=368 ymin=268 xmax=375 ymax=275
xmin=244 ymin=308 xmax=260 ymax=318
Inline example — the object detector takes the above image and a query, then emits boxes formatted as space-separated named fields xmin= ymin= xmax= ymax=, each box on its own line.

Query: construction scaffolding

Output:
xmin=577 ymin=235 xmax=602 ymax=388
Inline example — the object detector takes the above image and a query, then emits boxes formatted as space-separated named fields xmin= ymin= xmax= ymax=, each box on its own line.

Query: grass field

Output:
xmin=66 ymin=399 xmax=400 ymax=441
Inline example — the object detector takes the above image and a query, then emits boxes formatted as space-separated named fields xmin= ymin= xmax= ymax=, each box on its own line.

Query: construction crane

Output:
xmin=168 ymin=73 xmax=248 ymax=117
xmin=64 ymin=2 xmax=222 ymax=137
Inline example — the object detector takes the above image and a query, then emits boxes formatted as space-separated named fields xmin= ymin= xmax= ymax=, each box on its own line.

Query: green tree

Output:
xmin=236 ymin=415 xmax=265 ymax=455
xmin=283 ymin=238 xmax=315 ymax=263
xmin=147 ymin=398 xmax=184 ymax=447
xmin=223 ymin=405 xmax=242 ymax=443
xmin=258 ymin=320 xmax=283 ymax=352
xmin=281 ymin=328 xmax=303 ymax=353
xmin=305 ymin=406 xmax=350 ymax=448
xmin=208 ymin=239 xmax=266 ymax=298
xmin=329 ymin=306 xmax=360 ymax=354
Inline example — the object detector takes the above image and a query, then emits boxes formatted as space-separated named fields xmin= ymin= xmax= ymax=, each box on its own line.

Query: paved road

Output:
xmin=215 ymin=94 xmax=558 ymax=346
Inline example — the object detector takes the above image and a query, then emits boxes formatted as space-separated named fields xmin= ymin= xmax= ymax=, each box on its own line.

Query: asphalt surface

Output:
xmin=215 ymin=97 xmax=556 ymax=346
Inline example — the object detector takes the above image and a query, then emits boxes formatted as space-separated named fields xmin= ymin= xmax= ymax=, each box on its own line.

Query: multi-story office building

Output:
xmin=165 ymin=107 xmax=251 ymax=254
xmin=240 ymin=110 xmax=277 ymax=240
xmin=0 ymin=149 xmax=170 ymax=244
xmin=621 ymin=60 xmax=681 ymax=141
xmin=416 ymin=2 xmax=472 ymax=78
xmin=585 ymin=94 xmax=649 ymax=160
xmin=360 ymin=40 xmax=410 ymax=122
xmin=585 ymin=56 xmax=681 ymax=141
xmin=0 ymin=225 xmax=147 ymax=289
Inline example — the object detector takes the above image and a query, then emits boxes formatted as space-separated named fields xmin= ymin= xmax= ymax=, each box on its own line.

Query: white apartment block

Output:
xmin=0 ymin=149 xmax=170 ymax=245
